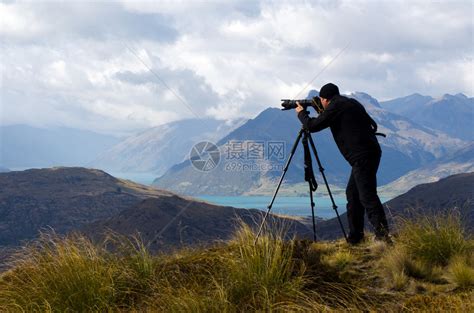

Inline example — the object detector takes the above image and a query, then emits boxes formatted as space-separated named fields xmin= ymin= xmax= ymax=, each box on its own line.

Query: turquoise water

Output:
xmin=108 ymin=172 xmax=391 ymax=219
xmin=197 ymin=195 xmax=391 ymax=219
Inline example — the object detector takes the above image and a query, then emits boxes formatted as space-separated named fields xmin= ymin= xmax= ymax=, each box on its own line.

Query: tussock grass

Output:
xmin=0 ymin=233 xmax=124 ymax=312
xmin=397 ymin=213 xmax=469 ymax=266
xmin=321 ymin=249 xmax=354 ymax=270
xmin=380 ymin=246 xmax=410 ymax=290
xmin=0 ymin=215 xmax=472 ymax=312
xmin=447 ymin=255 xmax=474 ymax=289
xmin=381 ymin=213 xmax=474 ymax=292
xmin=225 ymin=223 xmax=306 ymax=311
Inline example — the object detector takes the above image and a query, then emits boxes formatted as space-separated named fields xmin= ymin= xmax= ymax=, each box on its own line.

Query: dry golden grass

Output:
xmin=0 ymin=216 xmax=472 ymax=312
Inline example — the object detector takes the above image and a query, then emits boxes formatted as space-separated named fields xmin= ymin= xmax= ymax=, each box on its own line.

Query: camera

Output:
xmin=281 ymin=96 xmax=324 ymax=114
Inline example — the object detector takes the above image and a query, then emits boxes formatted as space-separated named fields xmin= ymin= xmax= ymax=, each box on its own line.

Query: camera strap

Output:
xmin=302 ymin=133 xmax=318 ymax=192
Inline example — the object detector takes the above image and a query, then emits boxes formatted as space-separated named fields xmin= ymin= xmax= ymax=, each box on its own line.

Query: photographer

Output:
xmin=296 ymin=83 xmax=391 ymax=245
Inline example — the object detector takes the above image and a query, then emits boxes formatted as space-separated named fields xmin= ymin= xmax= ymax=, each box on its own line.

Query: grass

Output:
xmin=0 ymin=233 xmax=122 ymax=312
xmin=321 ymin=249 xmax=354 ymax=270
xmin=380 ymin=246 xmax=411 ymax=290
xmin=396 ymin=213 xmax=469 ymax=266
xmin=0 ymin=216 xmax=473 ymax=312
xmin=447 ymin=255 xmax=474 ymax=289
xmin=381 ymin=213 xmax=473 ymax=291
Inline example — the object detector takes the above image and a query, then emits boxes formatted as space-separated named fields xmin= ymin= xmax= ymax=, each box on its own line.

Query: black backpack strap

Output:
xmin=367 ymin=111 xmax=387 ymax=138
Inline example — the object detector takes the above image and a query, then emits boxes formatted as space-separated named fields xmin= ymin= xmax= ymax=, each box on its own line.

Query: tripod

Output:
xmin=254 ymin=127 xmax=348 ymax=244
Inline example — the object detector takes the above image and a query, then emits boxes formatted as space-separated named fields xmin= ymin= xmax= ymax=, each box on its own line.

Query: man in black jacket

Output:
xmin=296 ymin=83 xmax=390 ymax=244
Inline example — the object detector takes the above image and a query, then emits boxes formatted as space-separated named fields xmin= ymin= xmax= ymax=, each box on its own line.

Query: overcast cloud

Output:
xmin=1 ymin=0 xmax=472 ymax=135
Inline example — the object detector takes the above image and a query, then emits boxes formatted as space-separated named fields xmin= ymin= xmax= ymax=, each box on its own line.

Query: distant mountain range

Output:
xmin=0 ymin=125 xmax=120 ymax=169
xmin=91 ymin=118 xmax=246 ymax=176
xmin=153 ymin=91 xmax=466 ymax=195
xmin=381 ymin=93 xmax=473 ymax=140
xmin=0 ymin=167 xmax=310 ymax=250
xmin=314 ymin=172 xmax=474 ymax=239
xmin=1 ymin=91 xmax=471 ymax=198
xmin=380 ymin=142 xmax=474 ymax=195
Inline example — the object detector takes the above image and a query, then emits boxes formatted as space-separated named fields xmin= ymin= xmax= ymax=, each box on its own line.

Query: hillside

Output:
xmin=83 ymin=196 xmax=312 ymax=252
xmin=380 ymin=142 xmax=474 ymax=195
xmin=0 ymin=167 xmax=310 ymax=249
xmin=383 ymin=172 xmax=474 ymax=229
xmin=91 ymin=118 xmax=246 ymax=176
xmin=153 ymin=91 xmax=465 ymax=195
xmin=315 ymin=172 xmax=474 ymax=240
xmin=0 ymin=167 xmax=173 ymax=246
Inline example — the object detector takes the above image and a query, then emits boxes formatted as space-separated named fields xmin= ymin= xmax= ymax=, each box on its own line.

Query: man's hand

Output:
xmin=295 ymin=101 xmax=304 ymax=114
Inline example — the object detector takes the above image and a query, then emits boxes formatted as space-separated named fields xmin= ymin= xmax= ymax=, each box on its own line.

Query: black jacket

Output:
xmin=298 ymin=95 xmax=381 ymax=165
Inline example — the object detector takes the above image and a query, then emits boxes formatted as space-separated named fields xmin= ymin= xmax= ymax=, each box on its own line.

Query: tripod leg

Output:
xmin=307 ymin=133 xmax=348 ymax=242
xmin=308 ymin=182 xmax=317 ymax=241
xmin=254 ymin=128 xmax=304 ymax=244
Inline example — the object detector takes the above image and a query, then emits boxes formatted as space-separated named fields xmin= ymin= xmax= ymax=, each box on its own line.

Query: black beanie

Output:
xmin=319 ymin=83 xmax=340 ymax=100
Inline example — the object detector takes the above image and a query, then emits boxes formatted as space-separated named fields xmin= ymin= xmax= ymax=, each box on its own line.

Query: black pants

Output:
xmin=346 ymin=153 xmax=389 ymax=239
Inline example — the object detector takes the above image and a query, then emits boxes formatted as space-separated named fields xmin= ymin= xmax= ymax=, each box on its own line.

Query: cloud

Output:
xmin=1 ymin=0 xmax=472 ymax=135
xmin=0 ymin=1 xmax=178 ymax=43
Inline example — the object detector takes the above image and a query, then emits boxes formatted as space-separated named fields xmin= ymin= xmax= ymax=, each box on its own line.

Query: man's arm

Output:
xmin=296 ymin=106 xmax=335 ymax=132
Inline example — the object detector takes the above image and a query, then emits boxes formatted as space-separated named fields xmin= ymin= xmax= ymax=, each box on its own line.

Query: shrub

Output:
xmin=396 ymin=213 xmax=469 ymax=266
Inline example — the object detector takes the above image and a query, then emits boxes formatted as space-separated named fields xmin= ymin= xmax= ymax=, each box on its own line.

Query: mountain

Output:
xmin=315 ymin=172 xmax=474 ymax=239
xmin=0 ymin=167 xmax=310 ymax=249
xmin=153 ymin=91 xmax=465 ymax=195
xmin=91 ymin=118 xmax=246 ymax=176
xmin=0 ymin=167 xmax=9 ymax=173
xmin=381 ymin=93 xmax=474 ymax=140
xmin=0 ymin=167 xmax=173 ymax=246
xmin=83 ymin=196 xmax=312 ymax=252
xmin=380 ymin=93 xmax=433 ymax=115
xmin=380 ymin=142 xmax=474 ymax=195
xmin=0 ymin=125 xmax=120 ymax=168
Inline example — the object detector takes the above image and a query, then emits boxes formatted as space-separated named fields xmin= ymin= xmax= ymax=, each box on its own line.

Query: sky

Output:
xmin=1 ymin=0 xmax=473 ymax=135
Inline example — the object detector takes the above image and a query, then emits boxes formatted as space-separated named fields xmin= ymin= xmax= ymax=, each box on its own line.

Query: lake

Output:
xmin=196 ymin=195 xmax=391 ymax=219
xmin=104 ymin=172 xmax=392 ymax=219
